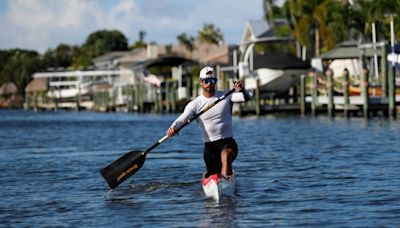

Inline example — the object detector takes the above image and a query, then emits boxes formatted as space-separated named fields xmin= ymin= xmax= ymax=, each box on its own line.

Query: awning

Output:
xmin=144 ymin=56 xmax=197 ymax=68
xmin=0 ymin=82 xmax=18 ymax=95
xmin=253 ymin=52 xmax=310 ymax=70
xmin=25 ymin=78 xmax=48 ymax=93
xmin=319 ymin=41 xmax=382 ymax=60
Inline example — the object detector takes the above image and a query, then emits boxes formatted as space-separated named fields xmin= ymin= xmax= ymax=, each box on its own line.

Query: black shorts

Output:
xmin=203 ymin=137 xmax=238 ymax=175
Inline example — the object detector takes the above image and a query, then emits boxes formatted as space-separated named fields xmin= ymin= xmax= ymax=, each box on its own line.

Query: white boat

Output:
xmin=239 ymin=20 xmax=310 ymax=95
xmin=46 ymin=86 xmax=90 ymax=99
xmin=244 ymin=67 xmax=309 ymax=93
xmin=240 ymin=52 xmax=310 ymax=95
xmin=202 ymin=172 xmax=236 ymax=202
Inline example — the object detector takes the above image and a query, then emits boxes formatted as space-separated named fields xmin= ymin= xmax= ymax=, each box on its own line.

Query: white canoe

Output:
xmin=202 ymin=172 xmax=236 ymax=202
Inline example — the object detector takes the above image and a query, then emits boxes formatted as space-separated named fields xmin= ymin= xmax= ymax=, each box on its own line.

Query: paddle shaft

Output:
xmin=142 ymin=88 xmax=236 ymax=156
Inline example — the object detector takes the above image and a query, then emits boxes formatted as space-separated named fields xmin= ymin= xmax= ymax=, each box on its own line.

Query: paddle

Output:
xmin=100 ymin=88 xmax=236 ymax=189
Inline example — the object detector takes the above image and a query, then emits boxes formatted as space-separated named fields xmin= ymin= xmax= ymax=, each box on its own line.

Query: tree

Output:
xmin=284 ymin=0 xmax=340 ymax=57
xmin=0 ymin=49 xmax=43 ymax=95
xmin=197 ymin=23 xmax=224 ymax=45
xmin=67 ymin=30 xmax=128 ymax=68
xmin=177 ymin=33 xmax=195 ymax=53
xmin=263 ymin=0 xmax=285 ymax=28
xmin=328 ymin=2 xmax=355 ymax=42
xmin=55 ymin=44 xmax=74 ymax=68
xmin=0 ymin=50 xmax=11 ymax=74
xmin=282 ymin=0 xmax=400 ymax=58
xmin=82 ymin=29 xmax=128 ymax=57
xmin=42 ymin=43 xmax=77 ymax=69
xmin=130 ymin=30 xmax=147 ymax=50
xmin=165 ymin=44 xmax=173 ymax=54
xmin=42 ymin=48 xmax=55 ymax=69
xmin=71 ymin=46 xmax=93 ymax=68
xmin=350 ymin=0 xmax=400 ymax=42
xmin=264 ymin=0 xmax=276 ymax=28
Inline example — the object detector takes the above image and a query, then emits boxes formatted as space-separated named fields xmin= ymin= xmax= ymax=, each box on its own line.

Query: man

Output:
xmin=166 ymin=66 xmax=250 ymax=179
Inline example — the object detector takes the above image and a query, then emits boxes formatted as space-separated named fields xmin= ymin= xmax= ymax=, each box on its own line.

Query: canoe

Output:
xmin=202 ymin=172 xmax=236 ymax=202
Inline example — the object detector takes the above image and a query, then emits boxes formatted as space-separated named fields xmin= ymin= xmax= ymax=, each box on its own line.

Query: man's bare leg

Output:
xmin=221 ymin=148 xmax=235 ymax=177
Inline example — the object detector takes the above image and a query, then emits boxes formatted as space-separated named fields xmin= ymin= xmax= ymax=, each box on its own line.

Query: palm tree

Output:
xmin=351 ymin=0 xmax=399 ymax=42
xmin=177 ymin=33 xmax=195 ymax=54
xmin=139 ymin=30 xmax=146 ymax=43
xmin=283 ymin=0 xmax=302 ymax=57
xmin=130 ymin=30 xmax=147 ymax=50
xmin=263 ymin=0 xmax=290 ymax=39
xmin=332 ymin=2 xmax=360 ymax=41
xmin=352 ymin=0 xmax=379 ymax=41
xmin=281 ymin=0 xmax=399 ymax=58
xmin=197 ymin=23 xmax=224 ymax=45
xmin=263 ymin=0 xmax=276 ymax=28
xmin=284 ymin=0 xmax=340 ymax=57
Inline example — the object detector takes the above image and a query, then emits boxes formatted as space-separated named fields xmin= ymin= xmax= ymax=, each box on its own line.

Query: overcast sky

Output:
xmin=0 ymin=0 xmax=273 ymax=53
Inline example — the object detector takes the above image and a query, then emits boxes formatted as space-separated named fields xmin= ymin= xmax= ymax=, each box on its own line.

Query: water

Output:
xmin=1 ymin=110 xmax=399 ymax=227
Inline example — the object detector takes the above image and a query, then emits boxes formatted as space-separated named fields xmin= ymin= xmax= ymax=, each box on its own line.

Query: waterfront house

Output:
xmin=25 ymin=42 xmax=234 ymax=112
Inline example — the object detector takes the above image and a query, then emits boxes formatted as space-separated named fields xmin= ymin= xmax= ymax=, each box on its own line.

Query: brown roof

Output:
xmin=0 ymin=82 xmax=18 ymax=95
xmin=198 ymin=48 xmax=229 ymax=64
xmin=116 ymin=44 xmax=229 ymax=65
xmin=25 ymin=78 xmax=48 ymax=93
xmin=116 ymin=48 xmax=149 ymax=63
xmin=172 ymin=43 xmax=229 ymax=64
xmin=93 ymin=51 xmax=132 ymax=63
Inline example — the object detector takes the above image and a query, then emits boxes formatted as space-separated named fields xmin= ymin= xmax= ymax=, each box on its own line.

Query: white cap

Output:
xmin=199 ymin=66 xmax=215 ymax=79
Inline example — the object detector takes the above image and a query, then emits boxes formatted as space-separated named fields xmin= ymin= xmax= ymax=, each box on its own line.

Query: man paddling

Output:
xmin=166 ymin=66 xmax=250 ymax=180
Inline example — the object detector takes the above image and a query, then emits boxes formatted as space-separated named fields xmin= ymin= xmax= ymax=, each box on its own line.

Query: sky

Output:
xmin=0 ymin=0 xmax=272 ymax=54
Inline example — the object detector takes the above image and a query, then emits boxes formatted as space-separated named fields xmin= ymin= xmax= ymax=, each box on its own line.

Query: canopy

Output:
xmin=144 ymin=56 xmax=197 ymax=68
xmin=253 ymin=52 xmax=310 ymax=70
xmin=0 ymin=82 xmax=18 ymax=95
xmin=319 ymin=41 xmax=380 ymax=60
xmin=25 ymin=78 xmax=48 ymax=93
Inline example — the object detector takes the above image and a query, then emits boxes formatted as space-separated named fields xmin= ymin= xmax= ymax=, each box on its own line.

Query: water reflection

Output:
xmin=200 ymin=197 xmax=238 ymax=227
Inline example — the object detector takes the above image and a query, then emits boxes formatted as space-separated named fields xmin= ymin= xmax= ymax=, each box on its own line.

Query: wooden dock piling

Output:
xmin=311 ymin=70 xmax=318 ymax=116
xmin=326 ymin=69 xmax=335 ymax=118
xmin=343 ymin=69 xmax=350 ymax=117
xmin=171 ymin=82 xmax=177 ymax=113
xmin=388 ymin=61 xmax=397 ymax=118
xmin=255 ymin=79 xmax=260 ymax=116
xmin=381 ymin=45 xmax=388 ymax=97
xmin=300 ymin=74 xmax=306 ymax=116
xmin=361 ymin=68 xmax=370 ymax=118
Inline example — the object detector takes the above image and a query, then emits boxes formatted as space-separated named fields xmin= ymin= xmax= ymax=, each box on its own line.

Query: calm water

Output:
xmin=1 ymin=110 xmax=400 ymax=227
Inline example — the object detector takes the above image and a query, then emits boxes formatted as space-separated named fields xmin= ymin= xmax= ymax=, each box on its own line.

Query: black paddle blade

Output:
xmin=100 ymin=151 xmax=146 ymax=189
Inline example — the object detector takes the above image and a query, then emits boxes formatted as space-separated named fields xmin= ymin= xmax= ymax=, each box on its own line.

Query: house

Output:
xmin=25 ymin=40 xmax=235 ymax=112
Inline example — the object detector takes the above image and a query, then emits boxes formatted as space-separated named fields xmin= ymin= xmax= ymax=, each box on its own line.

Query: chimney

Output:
xmin=147 ymin=43 xmax=158 ymax=58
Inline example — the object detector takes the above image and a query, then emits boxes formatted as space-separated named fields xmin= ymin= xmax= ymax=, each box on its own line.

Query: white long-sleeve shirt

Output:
xmin=170 ymin=90 xmax=250 ymax=142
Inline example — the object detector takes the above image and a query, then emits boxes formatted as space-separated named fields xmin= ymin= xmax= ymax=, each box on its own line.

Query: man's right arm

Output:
xmin=166 ymin=101 xmax=196 ymax=137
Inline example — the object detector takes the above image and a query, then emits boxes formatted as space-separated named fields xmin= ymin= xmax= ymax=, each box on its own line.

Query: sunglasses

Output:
xmin=202 ymin=78 xmax=217 ymax=84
